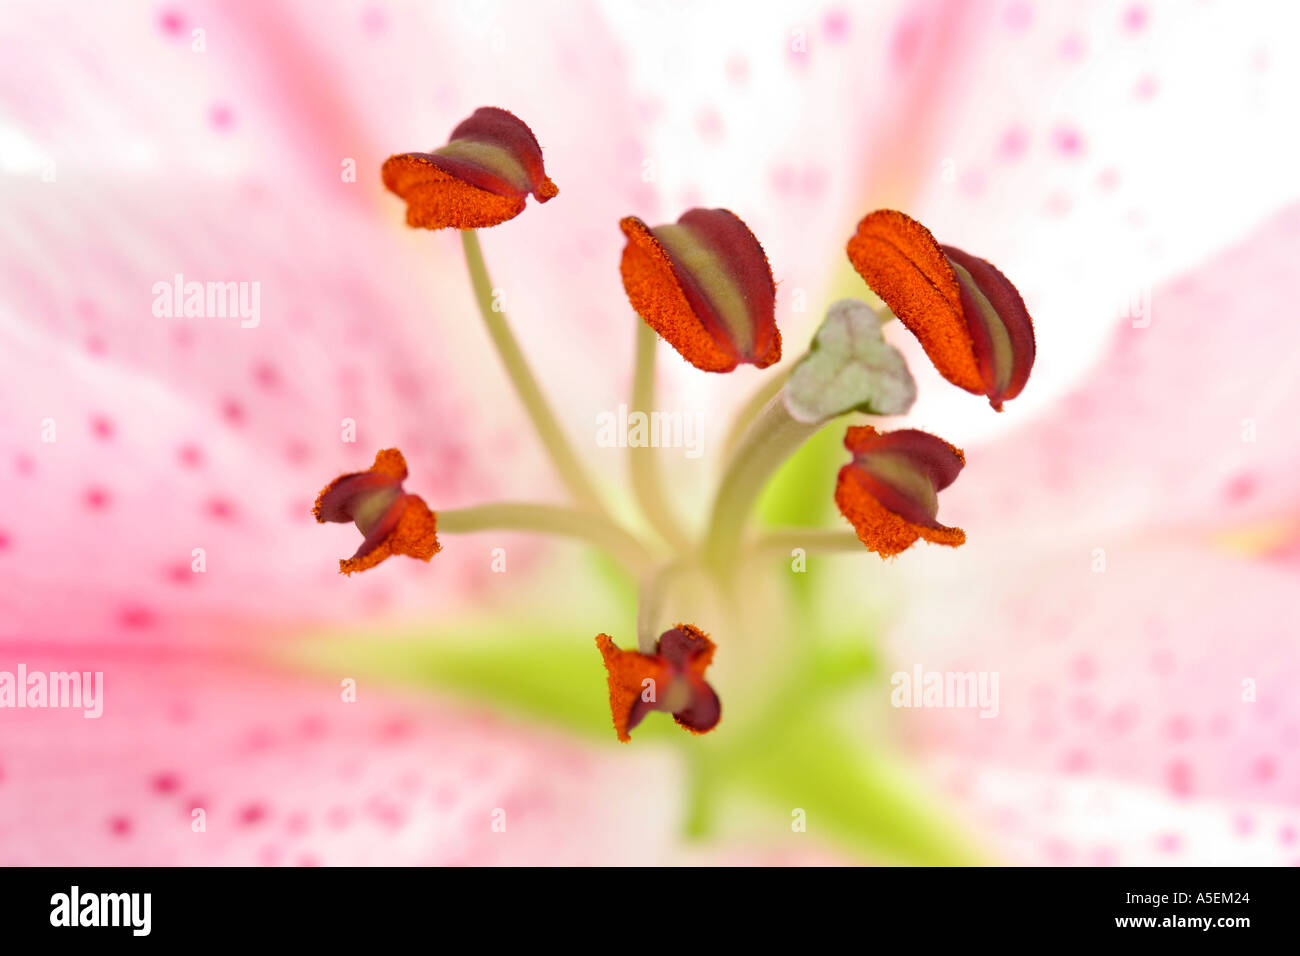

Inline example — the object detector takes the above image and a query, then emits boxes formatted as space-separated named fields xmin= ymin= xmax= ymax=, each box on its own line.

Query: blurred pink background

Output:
xmin=1 ymin=0 xmax=1297 ymax=865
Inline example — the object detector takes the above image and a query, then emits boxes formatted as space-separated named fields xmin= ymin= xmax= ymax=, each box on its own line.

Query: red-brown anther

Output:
xmin=381 ymin=107 xmax=559 ymax=230
xmin=835 ymin=425 xmax=966 ymax=557
xmin=595 ymin=625 xmax=721 ymax=743
xmin=846 ymin=209 xmax=1036 ymax=411
xmin=313 ymin=448 xmax=440 ymax=575
xmin=619 ymin=208 xmax=780 ymax=372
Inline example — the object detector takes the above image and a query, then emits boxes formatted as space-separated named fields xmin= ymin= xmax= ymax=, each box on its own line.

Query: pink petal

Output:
xmin=887 ymin=546 xmax=1300 ymax=865
xmin=947 ymin=204 xmax=1300 ymax=544
xmin=0 ymin=650 xmax=682 ymax=865
xmin=0 ymin=2 xmax=652 ymax=643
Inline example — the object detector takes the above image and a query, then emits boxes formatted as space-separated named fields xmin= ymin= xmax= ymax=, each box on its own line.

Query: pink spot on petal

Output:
xmin=998 ymin=125 xmax=1028 ymax=161
xmin=1167 ymin=761 xmax=1194 ymax=798
xmin=152 ymin=772 xmax=181 ymax=794
xmin=823 ymin=8 xmax=849 ymax=42
xmin=85 ymin=487 xmax=111 ymax=510
xmin=1105 ymin=704 xmax=1136 ymax=737
xmin=252 ymin=362 xmax=280 ymax=390
xmin=1151 ymin=648 xmax=1176 ymax=675
xmin=1123 ymin=5 xmax=1149 ymax=33
xmin=158 ymin=9 xmax=186 ymax=36
xmin=91 ymin=415 xmax=115 ymax=440
xmin=379 ymin=717 xmax=415 ymax=742
xmin=178 ymin=444 xmax=204 ymax=468
xmin=1053 ymin=126 xmax=1084 ymax=157
xmin=1223 ymin=472 xmax=1256 ymax=503
xmin=890 ymin=14 xmax=923 ymax=71
xmin=209 ymin=103 xmax=235 ymax=132
xmin=1059 ymin=33 xmax=1085 ymax=60
xmin=205 ymin=497 xmax=237 ymax=522
xmin=1063 ymin=749 xmax=1090 ymax=773
xmin=285 ymin=441 xmax=310 ymax=466
xmin=258 ymin=844 xmax=282 ymax=865
xmin=326 ymin=807 xmax=350 ymax=829
xmin=959 ymin=168 xmax=986 ymax=196
xmin=119 ymin=605 xmax=156 ymax=629
xmin=1004 ymin=2 xmax=1033 ymax=31
xmin=108 ymin=815 xmax=132 ymax=836
xmin=244 ymin=727 xmax=274 ymax=752
xmin=799 ymin=166 xmax=827 ymax=197
xmin=360 ymin=5 xmax=387 ymax=34
xmin=696 ymin=108 xmax=723 ymax=140
xmin=1156 ymin=832 xmax=1182 ymax=854
xmin=367 ymin=797 xmax=406 ymax=829
xmin=1166 ymin=715 xmax=1191 ymax=741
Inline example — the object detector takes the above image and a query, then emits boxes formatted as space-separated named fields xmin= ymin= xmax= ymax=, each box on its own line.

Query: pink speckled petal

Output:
xmin=0 ymin=652 xmax=682 ymax=866
xmin=887 ymin=546 xmax=1300 ymax=865
xmin=885 ymin=209 xmax=1300 ymax=864
xmin=946 ymin=204 xmax=1300 ymax=544
xmin=0 ymin=0 xmax=650 ymax=646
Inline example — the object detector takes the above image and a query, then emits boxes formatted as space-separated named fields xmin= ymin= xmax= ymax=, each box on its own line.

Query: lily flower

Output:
xmin=846 ymin=209 xmax=1035 ymax=411
xmin=313 ymin=448 xmax=440 ymax=575
xmin=835 ymin=425 xmax=966 ymax=557
xmin=596 ymin=626 xmax=721 ymax=742
xmin=5 ymin=0 xmax=1298 ymax=870
xmin=619 ymin=208 xmax=780 ymax=372
xmin=382 ymin=106 xmax=558 ymax=230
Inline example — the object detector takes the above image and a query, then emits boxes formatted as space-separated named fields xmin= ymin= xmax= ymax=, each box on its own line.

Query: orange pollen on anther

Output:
xmin=595 ymin=634 xmax=670 ymax=743
xmin=313 ymin=448 xmax=441 ymax=576
xmin=835 ymin=467 xmax=965 ymax=558
xmin=846 ymin=209 xmax=984 ymax=394
xmin=339 ymin=495 xmax=440 ymax=576
xmin=619 ymin=217 xmax=740 ymax=372
xmin=382 ymin=156 xmax=527 ymax=230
